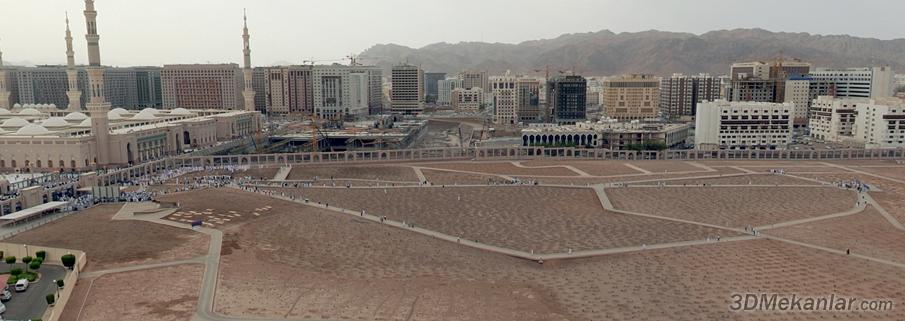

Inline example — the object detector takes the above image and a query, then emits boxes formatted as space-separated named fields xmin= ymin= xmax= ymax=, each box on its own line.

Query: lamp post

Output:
xmin=23 ymin=244 xmax=28 ymax=257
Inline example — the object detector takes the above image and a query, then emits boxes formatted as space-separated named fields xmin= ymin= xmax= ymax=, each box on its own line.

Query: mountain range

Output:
xmin=359 ymin=29 xmax=905 ymax=76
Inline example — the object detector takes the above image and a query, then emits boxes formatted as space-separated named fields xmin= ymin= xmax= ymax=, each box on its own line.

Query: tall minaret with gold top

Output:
xmin=65 ymin=13 xmax=82 ymax=112
xmin=241 ymin=10 xmax=256 ymax=112
xmin=84 ymin=0 xmax=111 ymax=165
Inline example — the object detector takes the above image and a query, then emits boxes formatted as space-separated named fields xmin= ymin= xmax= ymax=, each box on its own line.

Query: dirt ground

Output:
xmin=420 ymin=161 xmax=580 ymax=176
xmin=157 ymin=188 xmax=306 ymax=229
xmin=216 ymin=197 xmax=905 ymax=321
xmin=607 ymin=186 xmax=856 ymax=228
xmin=60 ymin=264 xmax=203 ymax=321
xmin=653 ymin=173 xmax=822 ymax=186
xmin=287 ymin=164 xmax=419 ymax=182
xmin=766 ymin=206 xmax=905 ymax=264
xmin=519 ymin=160 xmax=645 ymax=176
xmin=4 ymin=204 xmax=209 ymax=271
xmin=259 ymin=186 xmax=735 ymax=254
xmin=421 ymin=169 xmax=513 ymax=185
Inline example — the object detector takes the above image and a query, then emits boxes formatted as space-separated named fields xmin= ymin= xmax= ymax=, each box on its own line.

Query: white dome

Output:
xmin=170 ymin=108 xmax=195 ymax=115
xmin=1 ymin=117 xmax=29 ymax=128
xmin=41 ymin=117 xmax=70 ymax=128
xmin=14 ymin=124 xmax=51 ymax=136
xmin=133 ymin=108 xmax=159 ymax=120
xmin=0 ymin=108 xmax=10 ymax=115
xmin=18 ymin=108 xmax=42 ymax=116
xmin=76 ymin=118 xmax=92 ymax=127
xmin=64 ymin=112 xmax=89 ymax=121
xmin=110 ymin=108 xmax=130 ymax=115
xmin=108 ymin=108 xmax=130 ymax=120
xmin=12 ymin=103 xmax=21 ymax=109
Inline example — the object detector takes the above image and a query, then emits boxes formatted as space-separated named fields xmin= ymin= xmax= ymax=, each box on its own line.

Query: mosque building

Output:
xmin=0 ymin=0 xmax=262 ymax=171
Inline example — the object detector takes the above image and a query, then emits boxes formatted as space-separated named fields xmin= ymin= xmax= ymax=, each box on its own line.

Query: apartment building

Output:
xmin=390 ymin=64 xmax=424 ymax=115
xmin=695 ymin=100 xmax=794 ymax=150
xmin=602 ymin=74 xmax=660 ymax=120
xmin=161 ymin=64 xmax=243 ymax=110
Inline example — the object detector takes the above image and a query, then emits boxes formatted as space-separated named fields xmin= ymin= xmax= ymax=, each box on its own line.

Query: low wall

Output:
xmin=0 ymin=243 xmax=87 ymax=321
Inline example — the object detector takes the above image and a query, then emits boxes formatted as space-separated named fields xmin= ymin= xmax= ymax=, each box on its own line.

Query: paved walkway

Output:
xmin=273 ymin=166 xmax=292 ymax=181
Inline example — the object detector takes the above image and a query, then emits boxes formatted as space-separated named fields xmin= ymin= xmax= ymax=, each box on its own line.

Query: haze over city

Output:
xmin=2 ymin=0 xmax=904 ymax=66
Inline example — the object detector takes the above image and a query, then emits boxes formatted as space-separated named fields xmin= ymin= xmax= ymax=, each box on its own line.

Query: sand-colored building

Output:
xmin=603 ymin=74 xmax=661 ymax=120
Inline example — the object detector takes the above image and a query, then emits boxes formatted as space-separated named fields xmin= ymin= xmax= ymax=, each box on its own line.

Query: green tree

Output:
xmin=29 ymin=260 xmax=41 ymax=271
xmin=22 ymin=256 xmax=33 ymax=273
xmin=56 ymin=279 xmax=64 ymax=288
xmin=61 ymin=254 xmax=76 ymax=270
xmin=45 ymin=293 xmax=55 ymax=305
xmin=35 ymin=251 xmax=46 ymax=260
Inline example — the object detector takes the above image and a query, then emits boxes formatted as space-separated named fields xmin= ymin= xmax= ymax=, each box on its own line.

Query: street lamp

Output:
xmin=23 ymin=244 xmax=28 ymax=257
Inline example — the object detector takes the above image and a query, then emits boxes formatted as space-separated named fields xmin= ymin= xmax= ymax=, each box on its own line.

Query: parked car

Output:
xmin=0 ymin=301 xmax=6 ymax=314
xmin=0 ymin=289 xmax=10 ymax=302
xmin=14 ymin=279 xmax=28 ymax=292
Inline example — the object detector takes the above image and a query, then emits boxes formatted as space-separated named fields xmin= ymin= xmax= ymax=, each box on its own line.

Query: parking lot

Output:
xmin=3 ymin=265 xmax=66 ymax=320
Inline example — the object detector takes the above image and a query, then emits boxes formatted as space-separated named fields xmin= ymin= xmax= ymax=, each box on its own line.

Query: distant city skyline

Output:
xmin=1 ymin=0 xmax=904 ymax=67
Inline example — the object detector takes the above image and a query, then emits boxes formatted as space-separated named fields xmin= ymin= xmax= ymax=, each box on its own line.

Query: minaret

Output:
xmin=241 ymin=10 xmax=256 ymax=112
xmin=84 ymin=0 xmax=111 ymax=165
xmin=0 ymin=39 xmax=10 ymax=110
xmin=65 ymin=13 xmax=82 ymax=112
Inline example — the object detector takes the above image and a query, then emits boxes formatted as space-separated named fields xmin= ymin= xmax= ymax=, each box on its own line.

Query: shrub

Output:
xmin=6 ymin=275 xmax=17 ymax=285
xmin=45 ymin=293 xmax=55 ymax=305
xmin=56 ymin=279 xmax=64 ymax=288
xmin=22 ymin=256 xmax=32 ymax=265
xmin=29 ymin=261 xmax=41 ymax=271
xmin=0 ymin=250 xmax=4 ymax=260
xmin=61 ymin=254 xmax=76 ymax=269
xmin=35 ymin=251 xmax=46 ymax=260
xmin=10 ymin=268 xmax=22 ymax=276
xmin=4 ymin=256 xmax=15 ymax=265
xmin=25 ymin=273 xmax=37 ymax=282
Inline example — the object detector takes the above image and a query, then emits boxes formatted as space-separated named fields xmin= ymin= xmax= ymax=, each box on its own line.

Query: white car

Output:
xmin=0 ymin=289 xmax=9 ymax=301
xmin=14 ymin=279 xmax=28 ymax=292
xmin=0 ymin=301 xmax=6 ymax=314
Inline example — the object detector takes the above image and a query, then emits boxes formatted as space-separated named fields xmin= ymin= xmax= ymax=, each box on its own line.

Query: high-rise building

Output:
xmin=134 ymin=67 xmax=162 ymax=108
xmin=854 ymin=97 xmax=905 ymax=149
xmin=390 ymin=64 xmax=424 ymax=115
xmin=695 ymin=100 xmax=794 ymax=150
xmin=783 ymin=76 xmax=812 ymax=126
xmin=516 ymin=77 xmax=541 ymax=123
xmin=451 ymin=87 xmax=483 ymax=113
xmin=423 ymin=72 xmax=445 ymax=103
xmin=809 ymin=67 xmax=895 ymax=99
xmin=161 ymin=64 xmax=243 ymax=110
xmin=265 ymin=65 xmax=313 ymax=115
xmin=659 ymin=73 xmax=721 ymax=119
xmin=728 ymin=60 xmax=811 ymax=103
xmin=252 ymin=67 xmax=267 ymax=112
xmin=460 ymin=71 xmax=488 ymax=93
xmin=808 ymin=96 xmax=865 ymax=142
xmin=437 ymin=78 xmax=462 ymax=106
xmin=603 ymin=74 xmax=660 ymax=120
xmin=547 ymin=75 xmax=587 ymax=124
xmin=490 ymin=73 xmax=518 ymax=125
xmin=348 ymin=66 xmax=383 ymax=115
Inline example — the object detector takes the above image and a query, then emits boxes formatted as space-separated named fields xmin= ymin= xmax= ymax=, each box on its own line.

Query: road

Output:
xmin=3 ymin=264 xmax=66 ymax=320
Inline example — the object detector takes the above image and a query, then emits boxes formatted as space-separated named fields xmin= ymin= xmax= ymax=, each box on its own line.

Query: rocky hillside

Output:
xmin=360 ymin=29 xmax=905 ymax=76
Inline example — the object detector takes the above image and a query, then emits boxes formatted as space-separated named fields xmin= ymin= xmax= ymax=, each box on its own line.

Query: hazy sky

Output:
xmin=2 ymin=0 xmax=903 ymax=67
